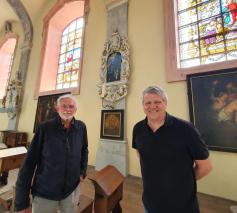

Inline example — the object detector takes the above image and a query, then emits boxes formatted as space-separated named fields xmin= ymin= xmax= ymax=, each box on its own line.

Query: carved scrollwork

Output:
xmin=98 ymin=31 xmax=130 ymax=108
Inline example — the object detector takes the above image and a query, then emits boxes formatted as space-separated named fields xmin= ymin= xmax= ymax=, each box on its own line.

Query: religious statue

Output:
xmin=2 ymin=72 xmax=22 ymax=118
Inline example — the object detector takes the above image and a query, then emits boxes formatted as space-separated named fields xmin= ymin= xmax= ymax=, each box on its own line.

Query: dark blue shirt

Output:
xmin=132 ymin=113 xmax=209 ymax=213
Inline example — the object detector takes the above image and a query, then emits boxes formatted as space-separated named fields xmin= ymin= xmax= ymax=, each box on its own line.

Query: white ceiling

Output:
xmin=0 ymin=0 xmax=49 ymax=33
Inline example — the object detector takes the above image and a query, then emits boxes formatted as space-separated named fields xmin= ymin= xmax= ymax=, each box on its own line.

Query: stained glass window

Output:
xmin=56 ymin=18 xmax=84 ymax=89
xmin=177 ymin=0 xmax=237 ymax=68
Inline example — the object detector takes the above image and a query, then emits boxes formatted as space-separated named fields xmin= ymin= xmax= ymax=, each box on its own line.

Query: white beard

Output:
xmin=58 ymin=112 xmax=74 ymax=121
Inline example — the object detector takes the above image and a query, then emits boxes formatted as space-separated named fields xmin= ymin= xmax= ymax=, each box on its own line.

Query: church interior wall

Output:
xmin=0 ymin=0 xmax=236 ymax=202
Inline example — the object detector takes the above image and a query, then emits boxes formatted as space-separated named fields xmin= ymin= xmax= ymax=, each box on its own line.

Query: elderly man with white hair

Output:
xmin=15 ymin=94 xmax=88 ymax=213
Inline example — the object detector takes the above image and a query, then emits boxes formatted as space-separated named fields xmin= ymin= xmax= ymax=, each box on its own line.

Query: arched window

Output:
xmin=37 ymin=0 xmax=88 ymax=96
xmin=56 ymin=17 xmax=84 ymax=89
xmin=164 ymin=0 xmax=237 ymax=82
xmin=0 ymin=35 xmax=17 ymax=99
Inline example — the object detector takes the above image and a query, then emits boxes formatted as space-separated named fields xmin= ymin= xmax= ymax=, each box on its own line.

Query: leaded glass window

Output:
xmin=177 ymin=0 xmax=237 ymax=68
xmin=56 ymin=18 xmax=84 ymax=89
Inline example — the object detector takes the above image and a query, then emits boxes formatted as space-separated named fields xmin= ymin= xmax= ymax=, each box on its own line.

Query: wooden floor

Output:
xmin=80 ymin=166 xmax=237 ymax=213
xmin=0 ymin=166 xmax=237 ymax=212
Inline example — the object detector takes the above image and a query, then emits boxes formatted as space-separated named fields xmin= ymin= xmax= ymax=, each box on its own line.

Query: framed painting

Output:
xmin=187 ymin=68 xmax=237 ymax=153
xmin=106 ymin=52 xmax=122 ymax=83
xmin=100 ymin=109 xmax=124 ymax=140
xmin=33 ymin=92 xmax=70 ymax=133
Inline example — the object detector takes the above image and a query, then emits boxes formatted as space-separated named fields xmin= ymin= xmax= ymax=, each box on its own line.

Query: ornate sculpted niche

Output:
xmin=98 ymin=31 xmax=130 ymax=108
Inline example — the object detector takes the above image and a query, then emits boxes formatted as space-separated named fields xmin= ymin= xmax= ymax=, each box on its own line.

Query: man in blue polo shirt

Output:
xmin=132 ymin=86 xmax=212 ymax=213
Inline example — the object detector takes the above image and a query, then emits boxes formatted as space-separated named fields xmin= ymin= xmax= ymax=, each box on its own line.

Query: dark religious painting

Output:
xmin=100 ymin=109 xmax=124 ymax=140
xmin=106 ymin=52 xmax=122 ymax=82
xmin=33 ymin=92 xmax=70 ymax=133
xmin=187 ymin=68 xmax=237 ymax=153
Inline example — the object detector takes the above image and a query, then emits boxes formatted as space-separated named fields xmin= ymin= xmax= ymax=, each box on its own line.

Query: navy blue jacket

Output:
xmin=15 ymin=115 xmax=88 ymax=211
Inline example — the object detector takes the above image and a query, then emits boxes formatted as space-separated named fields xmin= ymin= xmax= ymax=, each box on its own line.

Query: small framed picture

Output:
xmin=33 ymin=92 xmax=70 ymax=133
xmin=100 ymin=109 xmax=124 ymax=140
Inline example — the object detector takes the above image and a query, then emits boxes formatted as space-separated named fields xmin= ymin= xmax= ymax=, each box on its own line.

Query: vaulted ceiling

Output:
xmin=0 ymin=0 xmax=49 ymax=32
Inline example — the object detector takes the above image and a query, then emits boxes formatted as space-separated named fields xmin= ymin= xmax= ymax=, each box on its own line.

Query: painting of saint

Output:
xmin=104 ymin=113 xmax=120 ymax=137
xmin=100 ymin=110 xmax=124 ymax=140
xmin=106 ymin=52 xmax=122 ymax=82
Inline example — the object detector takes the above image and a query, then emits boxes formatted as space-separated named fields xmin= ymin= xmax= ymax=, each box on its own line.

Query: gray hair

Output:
xmin=57 ymin=94 xmax=78 ymax=108
xmin=142 ymin=86 xmax=168 ymax=103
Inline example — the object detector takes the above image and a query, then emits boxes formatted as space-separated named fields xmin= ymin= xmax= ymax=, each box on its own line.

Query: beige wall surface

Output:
xmin=0 ymin=0 xmax=236 ymax=201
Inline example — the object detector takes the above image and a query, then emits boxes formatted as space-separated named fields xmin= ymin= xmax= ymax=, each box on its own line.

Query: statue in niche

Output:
xmin=3 ymin=72 xmax=22 ymax=118
xmin=8 ymin=80 xmax=21 ymax=109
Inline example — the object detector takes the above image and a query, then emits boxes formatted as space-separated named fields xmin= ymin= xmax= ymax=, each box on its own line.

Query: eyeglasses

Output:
xmin=61 ymin=104 xmax=76 ymax=109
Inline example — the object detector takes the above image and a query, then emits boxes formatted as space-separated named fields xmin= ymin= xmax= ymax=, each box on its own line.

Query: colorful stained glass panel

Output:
xmin=199 ymin=18 xmax=222 ymax=38
xmin=58 ymin=64 xmax=64 ymax=73
xmin=61 ymin=36 xmax=67 ymax=44
xmin=59 ymin=54 xmax=66 ymax=63
xmin=56 ymin=17 xmax=84 ymax=89
xmin=180 ymin=41 xmax=199 ymax=60
xmin=177 ymin=0 xmax=237 ymax=68
xmin=74 ymin=40 xmax=81 ymax=49
xmin=60 ymin=44 xmax=67 ymax=53
xmin=201 ymin=53 xmax=226 ymax=64
xmin=227 ymin=51 xmax=237 ymax=60
xmin=179 ymin=25 xmax=198 ymax=43
xmin=197 ymin=1 xmax=220 ymax=20
xmin=71 ymin=71 xmax=78 ymax=81
xmin=56 ymin=84 xmax=63 ymax=89
xmin=178 ymin=0 xmax=197 ymax=11
xmin=76 ymin=18 xmax=84 ymax=28
xmin=69 ymin=21 xmax=76 ymax=32
xmin=180 ymin=58 xmax=200 ymax=68
xmin=73 ymin=48 xmax=81 ymax=58
xmin=63 ymin=83 xmax=70 ymax=89
xmin=72 ymin=60 xmax=79 ymax=69
xmin=178 ymin=9 xmax=197 ymax=27
xmin=226 ymin=38 xmax=237 ymax=51
xmin=70 ymin=81 xmax=78 ymax=87
xmin=57 ymin=74 xmax=63 ymax=83
xmin=68 ymin=32 xmax=75 ymax=42
xmin=225 ymin=31 xmax=237 ymax=40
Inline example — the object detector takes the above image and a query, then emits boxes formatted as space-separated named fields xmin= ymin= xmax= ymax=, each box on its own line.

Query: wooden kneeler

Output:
xmin=89 ymin=165 xmax=125 ymax=213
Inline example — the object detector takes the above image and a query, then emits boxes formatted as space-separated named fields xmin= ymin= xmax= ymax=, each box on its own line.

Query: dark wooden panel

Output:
xmin=0 ymin=154 xmax=26 ymax=172
xmin=0 ymin=131 xmax=27 ymax=148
